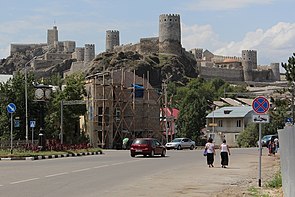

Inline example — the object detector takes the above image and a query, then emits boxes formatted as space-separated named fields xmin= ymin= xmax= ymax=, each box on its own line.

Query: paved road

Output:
xmin=0 ymin=148 xmax=270 ymax=197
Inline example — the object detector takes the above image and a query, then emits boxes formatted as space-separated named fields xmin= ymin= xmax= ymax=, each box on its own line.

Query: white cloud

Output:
xmin=182 ymin=23 xmax=225 ymax=51
xmin=182 ymin=21 xmax=295 ymax=66
xmin=187 ymin=0 xmax=273 ymax=11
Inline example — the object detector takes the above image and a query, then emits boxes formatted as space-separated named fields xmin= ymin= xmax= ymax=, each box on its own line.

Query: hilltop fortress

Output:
xmin=9 ymin=14 xmax=280 ymax=83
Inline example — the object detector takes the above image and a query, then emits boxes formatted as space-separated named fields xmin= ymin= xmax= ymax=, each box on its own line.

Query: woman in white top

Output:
xmin=205 ymin=138 xmax=215 ymax=167
xmin=220 ymin=139 xmax=231 ymax=168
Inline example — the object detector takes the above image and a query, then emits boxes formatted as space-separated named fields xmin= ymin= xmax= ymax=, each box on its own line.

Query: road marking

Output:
xmin=72 ymin=168 xmax=91 ymax=173
xmin=10 ymin=178 xmax=40 ymax=184
xmin=93 ymin=164 xmax=109 ymax=169
xmin=45 ymin=172 xmax=69 ymax=178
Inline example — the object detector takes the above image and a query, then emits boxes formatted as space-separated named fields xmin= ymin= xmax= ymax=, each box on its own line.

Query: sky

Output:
xmin=1 ymin=0 xmax=295 ymax=72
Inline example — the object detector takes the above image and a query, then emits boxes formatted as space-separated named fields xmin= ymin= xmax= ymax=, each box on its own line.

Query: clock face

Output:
xmin=45 ymin=88 xmax=51 ymax=99
xmin=35 ymin=88 xmax=44 ymax=100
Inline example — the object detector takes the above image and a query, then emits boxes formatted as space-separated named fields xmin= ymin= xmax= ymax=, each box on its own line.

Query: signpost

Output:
xmin=252 ymin=96 xmax=270 ymax=187
xmin=7 ymin=103 xmax=16 ymax=153
xmin=30 ymin=120 xmax=36 ymax=144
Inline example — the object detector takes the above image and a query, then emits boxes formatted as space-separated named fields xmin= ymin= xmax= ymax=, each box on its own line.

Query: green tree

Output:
xmin=0 ymin=72 xmax=36 ymax=141
xmin=237 ymin=123 xmax=258 ymax=147
xmin=45 ymin=73 xmax=87 ymax=144
xmin=282 ymin=53 xmax=295 ymax=82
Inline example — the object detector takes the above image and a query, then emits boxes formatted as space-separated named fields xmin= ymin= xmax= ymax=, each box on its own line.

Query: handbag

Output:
xmin=203 ymin=149 xmax=207 ymax=156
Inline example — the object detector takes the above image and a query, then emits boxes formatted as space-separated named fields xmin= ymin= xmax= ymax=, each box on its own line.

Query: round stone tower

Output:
xmin=75 ymin=47 xmax=85 ymax=61
xmin=106 ymin=30 xmax=120 ymax=52
xmin=84 ymin=44 xmax=95 ymax=63
xmin=270 ymin=63 xmax=280 ymax=81
xmin=159 ymin=14 xmax=182 ymax=55
xmin=242 ymin=50 xmax=257 ymax=81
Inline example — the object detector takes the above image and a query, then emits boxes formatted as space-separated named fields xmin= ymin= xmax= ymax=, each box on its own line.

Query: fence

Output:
xmin=0 ymin=140 xmax=38 ymax=149
xmin=278 ymin=125 xmax=295 ymax=197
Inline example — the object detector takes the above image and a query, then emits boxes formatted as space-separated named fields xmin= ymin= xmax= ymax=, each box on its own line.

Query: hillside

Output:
xmin=0 ymin=48 xmax=198 ymax=87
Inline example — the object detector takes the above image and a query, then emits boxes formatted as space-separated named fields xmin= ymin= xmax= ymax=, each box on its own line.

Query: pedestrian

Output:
xmin=220 ymin=139 xmax=231 ymax=168
xmin=274 ymin=137 xmax=279 ymax=153
xmin=122 ymin=137 xmax=129 ymax=150
xmin=205 ymin=138 xmax=215 ymax=168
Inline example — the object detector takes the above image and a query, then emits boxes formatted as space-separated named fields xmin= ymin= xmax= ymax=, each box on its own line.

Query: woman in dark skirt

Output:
xmin=220 ymin=139 xmax=231 ymax=168
xmin=205 ymin=138 xmax=215 ymax=167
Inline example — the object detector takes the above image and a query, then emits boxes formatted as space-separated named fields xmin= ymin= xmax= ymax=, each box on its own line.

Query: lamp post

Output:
xmin=25 ymin=63 xmax=28 ymax=144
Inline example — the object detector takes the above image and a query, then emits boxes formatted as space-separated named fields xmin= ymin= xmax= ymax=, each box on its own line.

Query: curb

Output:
xmin=0 ymin=151 xmax=103 ymax=161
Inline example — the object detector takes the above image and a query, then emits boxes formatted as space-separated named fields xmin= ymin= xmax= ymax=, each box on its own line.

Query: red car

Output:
xmin=130 ymin=138 xmax=166 ymax=157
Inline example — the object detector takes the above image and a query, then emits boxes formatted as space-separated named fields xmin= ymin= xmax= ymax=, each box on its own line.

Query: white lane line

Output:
xmin=72 ymin=168 xmax=91 ymax=173
xmin=0 ymin=185 xmax=3 ymax=187
xmin=10 ymin=178 xmax=40 ymax=184
xmin=45 ymin=172 xmax=69 ymax=178
xmin=93 ymin=164 xmax=109 ymax=169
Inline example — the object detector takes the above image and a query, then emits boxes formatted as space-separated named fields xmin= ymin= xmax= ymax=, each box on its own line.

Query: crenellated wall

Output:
xmin=139 ymin=37 xmax=159 ymax=54
xmin=10 ymin=43 xmax=47 ymax=56
xmin=199 ymin=66 xmax=244 ymax=81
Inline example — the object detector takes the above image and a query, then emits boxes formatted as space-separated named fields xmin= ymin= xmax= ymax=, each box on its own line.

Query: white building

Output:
xmin=206 ymin=106 xmax=255 ymax=147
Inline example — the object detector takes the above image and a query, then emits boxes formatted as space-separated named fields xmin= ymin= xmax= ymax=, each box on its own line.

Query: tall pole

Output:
xmin=258 ymin=123 xmax=262 ymax=187
xmin=25 ymin=64 xmax=28 ymax=144
xmin=60 ymin=100 xmax=63 ymax=144
xmin=292 ymin=83 xmax=295 ymax=124
xmin=164 ymin=82 xmax=168 ymax=143
xmin=10 ymin=113 xmax=13 ymax=154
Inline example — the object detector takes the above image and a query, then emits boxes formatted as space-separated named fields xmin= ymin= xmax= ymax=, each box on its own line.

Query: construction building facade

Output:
xmin=85 ymin=69 xmax=164 ymax=148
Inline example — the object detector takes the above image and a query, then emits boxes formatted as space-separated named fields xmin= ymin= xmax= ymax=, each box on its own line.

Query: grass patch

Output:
xmin=248 ymin=187 xmax=270 ymax=197
xmin=266 ymin=172 xmax=282 ymax=188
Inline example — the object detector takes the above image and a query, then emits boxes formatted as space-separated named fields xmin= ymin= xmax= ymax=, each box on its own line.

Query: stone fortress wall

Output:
xmin=9 ymin=14 xmax=281 ymax=83
xmin=191 ymin=48 xmax=280 ymax=82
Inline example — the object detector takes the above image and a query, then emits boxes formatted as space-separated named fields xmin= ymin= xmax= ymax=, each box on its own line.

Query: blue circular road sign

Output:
xmin=7 ymin=103 xmax=16 ymax=113
xmin=252 ymin=96 xmax=270 ymax=114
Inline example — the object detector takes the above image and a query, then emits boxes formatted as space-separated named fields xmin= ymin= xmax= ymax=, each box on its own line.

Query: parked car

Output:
xmin=165 ymin=138 xmax=196 ymax=150
xmin=130 ymin=138 xmax=166 ymax=157
xmin=258 ymin=134 xmax=278 ymax=147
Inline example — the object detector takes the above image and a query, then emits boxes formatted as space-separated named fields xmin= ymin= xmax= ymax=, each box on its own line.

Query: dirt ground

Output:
xmin=114 ymin=148 xmax=283 ymax=197
xmin=216 ymin=153 xmax=282 ymax=197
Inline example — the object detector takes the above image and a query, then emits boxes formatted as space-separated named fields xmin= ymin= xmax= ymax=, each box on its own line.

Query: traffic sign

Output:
xmin=7 ymin=103 xmax=16 ymax=113
xmin=30 ymin=121 xmax=36 ymax=128
xmin=252 ymin=114 xmax=269 ymax=123
xmin=252 ymin=96 xmax=270 ymax=114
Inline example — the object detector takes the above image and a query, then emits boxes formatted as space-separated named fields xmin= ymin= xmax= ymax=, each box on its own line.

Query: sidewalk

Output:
xmin=115 ymin=148 xmax=280 ymax=197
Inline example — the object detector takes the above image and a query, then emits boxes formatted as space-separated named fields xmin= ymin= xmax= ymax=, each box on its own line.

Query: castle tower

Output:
xmin=190 ymin=48 xmax=203 ymax=60
xmin=159 ymin=14 xmax=182 ymax=55
xmin=242 ymin=50 xmax=257 ymax=81
xmin=84 ymin=44 xmax=95 ymax=63
xmin=47 ymin=26 xmax=58 ymax=46
xmin=75 ymin=47 xmax=85 ymax=61
xmin=106 ymin=30 xmax=120 ymax=52
xmin=270 ymin=63 xmax=280 ymax=81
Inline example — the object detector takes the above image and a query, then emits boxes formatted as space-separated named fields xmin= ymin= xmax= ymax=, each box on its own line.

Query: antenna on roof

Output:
xmin=53 ymin=20 xmax=56 ymax=26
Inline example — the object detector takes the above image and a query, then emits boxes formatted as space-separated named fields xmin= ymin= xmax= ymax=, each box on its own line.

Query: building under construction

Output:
xmin=85 ymin=69 xmax=165 ymax=148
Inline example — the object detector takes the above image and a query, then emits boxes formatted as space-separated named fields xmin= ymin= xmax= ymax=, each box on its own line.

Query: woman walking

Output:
xmin=205 ymin=138 xmax=215 ymax=167
xmin=220 ymin=139 xmax=231 ymax=168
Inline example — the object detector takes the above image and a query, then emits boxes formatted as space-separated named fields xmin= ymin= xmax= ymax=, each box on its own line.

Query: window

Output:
xmin=218 ymin=120 xmax=223 ymax=127
xmin=237 ymin=120 xmax=242 ymax=127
